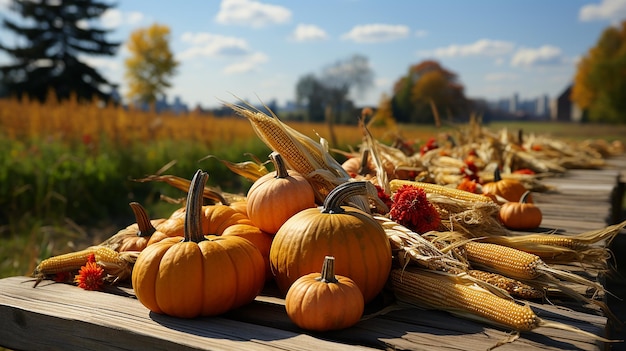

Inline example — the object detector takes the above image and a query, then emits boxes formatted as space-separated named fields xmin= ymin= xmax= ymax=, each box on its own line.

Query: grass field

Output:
xmin=1 ymin=96 xmax=625 ymax=280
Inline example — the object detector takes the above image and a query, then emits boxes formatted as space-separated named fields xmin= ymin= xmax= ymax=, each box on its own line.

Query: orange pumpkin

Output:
xmin=499 ymin=191 xmax=542 ymax=230
xmin=222 ymin=223 xmax=274 ymax=279
xmin=132 ymin=170 xmax=265 ymax=318
xmin=285 ymin=256 xmax=364 ymax=331
xmin=247 ymin=152 xmax=316 ymax=234
xmin=270 ymin=181 xmax=392 ymax=302
xmin=100 ymin=202 xmax=165 ymax=252
xmin=482 ymin=168 xmax=532 ymax=203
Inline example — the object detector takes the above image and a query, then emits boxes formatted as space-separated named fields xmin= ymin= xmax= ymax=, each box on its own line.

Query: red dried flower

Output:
xmin=374 ymin=184 xmax=392 ymax=212
xmin=389 ymin=185 xmax=441 ymax=233
xmin=457 ymin=178 xmax=478 ymax=193
xmin=74 ymin=253 xmax=104 ymax=291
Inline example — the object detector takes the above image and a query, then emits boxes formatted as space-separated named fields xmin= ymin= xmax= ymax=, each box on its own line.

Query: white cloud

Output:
xmin=290 ymin=24 xmax=328 ymax=42
xmin=223 ymin=52 xmax=269 ymax=74
xmin=341 ymin=24 xmax=410 ymax=43
xmin=420 ymin=39 xmax=515 ymax=57
xmin=179 ymin=32 xmax=251 ymax=60
xmin=511 ymin=45 xmax=565 ymax=67
xmin=215 ymin=0 xmax=291 ymax=28
xmin=579 ymin=0 xmax=626 ymax=22
xmin=484 ymin=72 xmax=519 ymax=82
xmin=100 ymin=9 xmax=145 ymax=29
xmin=414 ymin=30 xmax=428 ymax=38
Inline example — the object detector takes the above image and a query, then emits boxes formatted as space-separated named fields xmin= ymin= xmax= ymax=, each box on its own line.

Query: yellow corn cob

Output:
xmin=33 ymin=246 xmax=137 ymax=286
xmin=463 ymin=241 xmax=606 ymax=293
xmin=390 ymin=179 xmax=494 ymax=203
xmin=390 ymin=268 xmax=617 ymax=343
xmin=390 ymin=268 xmax=539 ymax=331
xmin=467 ymin=269 xmax=544 ymax=299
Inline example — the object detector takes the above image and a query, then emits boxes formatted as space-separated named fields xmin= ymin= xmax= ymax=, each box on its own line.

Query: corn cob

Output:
xmin=390 ymin=268 xmax=539 ymax=331
xmin=390 ymin=268 xmax=617 ymax=343
xmin=226 ymin=101 xmax=350 ymax=202
xmin=390 ymin=179 xmax=494 ymax=203
xmin=467 ymin=269 xmax=544 ymax=299
xmin=463 ymin=241 xmax=606 ymax=293
xmin=33 ymin=246 xmax=137 ymax=286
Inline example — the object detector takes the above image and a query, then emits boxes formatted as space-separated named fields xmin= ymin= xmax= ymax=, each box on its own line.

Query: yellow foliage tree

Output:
xmin=124 ymin=23 xmax=179 ymax=105
xmin=571 ymin=20 xmax=626 ymax=123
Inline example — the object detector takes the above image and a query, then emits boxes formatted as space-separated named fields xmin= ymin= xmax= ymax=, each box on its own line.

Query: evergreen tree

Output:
xmin=0 ymin=0 xmax=120 ymax=102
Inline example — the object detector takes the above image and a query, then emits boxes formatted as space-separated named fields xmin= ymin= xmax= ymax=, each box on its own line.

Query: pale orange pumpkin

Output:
xmin=132 ymin=170 xmax=265 ymax=318
xmin=482 ymin=168 xmax=532 ymax=203
xmin=246 ymin=152 xmax=316 ymax=234
xmin=499 ymin=191 xmax=542 ymax=230
xmin=270 ymin=181 xmax=392 ymax=302
xmin=285 ymin=256 xmax=364 ymax=331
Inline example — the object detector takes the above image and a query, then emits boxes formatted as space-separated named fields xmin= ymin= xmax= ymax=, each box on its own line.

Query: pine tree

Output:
xmin=0 ymin=0 xmax=120 ymax=102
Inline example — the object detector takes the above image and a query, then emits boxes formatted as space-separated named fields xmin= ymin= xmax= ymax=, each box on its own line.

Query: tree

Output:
xmin=295 ymin=54 xmax=373 ymax=124
xmin=0 ymin=0 xmax=119 ymax=102
xmin=124 ymin=23 xmax=178 ymax=106
xmin=391 ymin=60 xmax=469 ymax=124
xmin=571 ymin=20 xmax=626 ymax=123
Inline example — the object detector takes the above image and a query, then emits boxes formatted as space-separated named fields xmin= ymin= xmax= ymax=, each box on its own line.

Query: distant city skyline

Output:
xmin=0 ymin=0 xmax=624 ymax=108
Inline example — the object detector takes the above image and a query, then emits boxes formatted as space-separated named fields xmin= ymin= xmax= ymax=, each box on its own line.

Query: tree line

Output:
xmin=1 ymin=0 xmax=624 ymax=124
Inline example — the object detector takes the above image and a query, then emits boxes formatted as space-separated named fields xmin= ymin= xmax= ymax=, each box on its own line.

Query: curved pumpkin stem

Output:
xmin=520 ymin=190 xmax=532 ymax=204
xmin=129 ymin=202 xmax=156 ymax=238
xmin=184 ymin=170 xmax=209 ymax=243
xmin=322 ymin=181 xmax=387 ymax=214
xmin=269 ymin=152 xmax=289 ymax=179
xmin=317 ymin=256 xmax=338 ymax=284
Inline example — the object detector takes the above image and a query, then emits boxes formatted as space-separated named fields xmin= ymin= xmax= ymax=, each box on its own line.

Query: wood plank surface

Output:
xmin=1 ymin=154 xmax=624 ymax=351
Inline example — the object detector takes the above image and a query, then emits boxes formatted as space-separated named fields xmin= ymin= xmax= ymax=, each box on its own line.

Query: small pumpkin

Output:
xmin=246 ymin=152 xmax=316 ymax=234
xmin=270 ymin=181 xmax=392 ymax=303
xmin=100 ymin=202 xmax=165 ymax=252
xmin=222 ymin=223 xmax=274 ymax=279
xmin=285 ymin=256 xmax=364 ymax=331
xmin=482 ymin=168 xmax=532 ymax=204
xmin=499 ymin=191 xmax=542 ymax=230
xmin=132 ymin=170 xmax=265 ymax=318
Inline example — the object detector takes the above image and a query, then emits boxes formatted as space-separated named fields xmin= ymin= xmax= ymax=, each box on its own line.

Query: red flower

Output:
xmin=74 ymin=253 xmax=105 ymax=291
xmin=389 ymin=185 xmax=441 ymax=233
xmin=374 ymin=184 xmax=392 ymax=211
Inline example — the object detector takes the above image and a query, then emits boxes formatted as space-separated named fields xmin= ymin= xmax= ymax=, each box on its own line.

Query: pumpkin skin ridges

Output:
xmin=132 ymin=170 xmax=265 ymax=318
xmin=247 ymin=152 xmax=316 ymax=234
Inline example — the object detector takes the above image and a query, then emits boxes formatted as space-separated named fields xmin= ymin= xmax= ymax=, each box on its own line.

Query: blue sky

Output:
xmin=1 ymin=0 xmax=625 ymax=108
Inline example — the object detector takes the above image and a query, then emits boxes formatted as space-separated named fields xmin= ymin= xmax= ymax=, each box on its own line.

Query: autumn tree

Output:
xmin=571 ymin=20 xmax=626 ymax=123
xmin=124 ymin=23 xmax=178 ymax=106
xmin=0 ymin=0 xmax=119 ymax=102
xmin=391 ymin=60 xmax=469 ymax=124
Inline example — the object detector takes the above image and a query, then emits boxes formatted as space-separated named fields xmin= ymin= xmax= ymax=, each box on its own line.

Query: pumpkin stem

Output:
xmin=520 ymin=190 xmax=532 ymax=204
xmin=129 ymin=202 xmax=156 ymax=238
xmin=317 ymin=256 xmax=338 ymax=284
xmin=184 ymin=169 xmax=209 ymax=243
xmin=322 ymin=181 xmax=387 ymax=214
xmin=494 ymin=167 xmax=502 ymax=182
xmin=269 ymin=152 xmax=290 ymax=179
xmin=358 ymin=149 xmax=370 ymax=176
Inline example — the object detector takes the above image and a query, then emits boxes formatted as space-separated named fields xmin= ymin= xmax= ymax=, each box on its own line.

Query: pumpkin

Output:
xmin=270 ymin=181 xmax=392 ymax=302
xmin=132 ymin=170 xmax=265 ymax=318
xmin=285 ymin=256 xmax=364 ymax=331
xmin=246 ymin=152 xmax=316 ymax=234
xmin=222 ymin=223 xmax=274 ymax=279
xmin=482 ymin=168 xmax=532 ymax=204
xmin=146 ymin=216 xmax=184 ymax=246
xmin=100 ymin=202 xmax=165 ymax=252
xmin=499 ymin=191 xmax=542 ymax=230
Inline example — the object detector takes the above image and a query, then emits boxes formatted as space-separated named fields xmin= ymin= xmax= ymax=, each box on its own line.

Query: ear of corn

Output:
xmin=33 ymin=246 xmax=137 ymax=286
xmin=390 ymin=268 xmax=618 ymax=343
xmin=390 ymin=179 xmax=494 ymax=203
xmin=390 ymin=267 xmax=540 ymax=331
xmin=226 ymin=100 xmax=350 ymax=202
xmin=467 ymin=269 xmax=544 ymax=299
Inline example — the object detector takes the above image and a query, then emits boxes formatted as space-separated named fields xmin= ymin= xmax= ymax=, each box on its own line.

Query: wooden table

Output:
xmin=1 ymin=155 xmax=624 ymax=351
